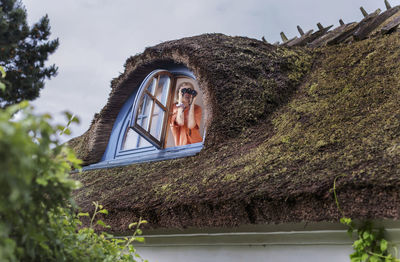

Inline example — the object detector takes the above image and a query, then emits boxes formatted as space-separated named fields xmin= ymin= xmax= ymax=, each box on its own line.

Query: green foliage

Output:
xmin=346 ymin=221 xmax=399 ymax=262
xmin=0 ymin=100 xmax=81 ymax=261
xmin=333 ymin=176 xmax=400 ymax=262
xmin=0 ymin=66 xmax=147 ymax=261
xmin=45 ymin=203 xmax=148 ymax=262
xmin=0 ymin=101 xmax=148 ymax=261
xmin=0 ymin=0 xmax=59 ymax=105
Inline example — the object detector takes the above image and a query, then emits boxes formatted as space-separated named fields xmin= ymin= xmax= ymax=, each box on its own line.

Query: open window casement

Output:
xmin=131 ymin=70 xmax=174 ymax=149
xmin=94 ymin=66 xmax=207 ymax=169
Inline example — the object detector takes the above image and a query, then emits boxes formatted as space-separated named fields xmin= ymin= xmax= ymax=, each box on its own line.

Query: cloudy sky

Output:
xmin=22 ymin=0 xmax=389 ymax=141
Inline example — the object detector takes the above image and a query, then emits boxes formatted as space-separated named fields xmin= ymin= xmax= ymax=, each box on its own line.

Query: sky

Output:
xmin=22 ymin=0 xmax=391 ymax=141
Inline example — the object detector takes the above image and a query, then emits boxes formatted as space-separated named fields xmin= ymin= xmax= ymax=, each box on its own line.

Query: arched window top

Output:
xmin=94 ymin=66 xmax=207 ymax=169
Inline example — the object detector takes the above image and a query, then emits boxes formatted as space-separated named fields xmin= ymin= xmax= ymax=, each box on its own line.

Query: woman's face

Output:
xmin=180 ymin=86 xmax=194 ymax=103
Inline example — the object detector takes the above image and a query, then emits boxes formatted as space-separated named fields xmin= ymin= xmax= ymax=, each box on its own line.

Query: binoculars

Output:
xmin=181 ymin=88 xmax=197 ymax=97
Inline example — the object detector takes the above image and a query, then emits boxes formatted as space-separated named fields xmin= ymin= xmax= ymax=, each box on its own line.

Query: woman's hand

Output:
xmin=190 ymin=95 xmax=197 ymax=107
xmin=178 ymin=88 xmax=183 ymax=104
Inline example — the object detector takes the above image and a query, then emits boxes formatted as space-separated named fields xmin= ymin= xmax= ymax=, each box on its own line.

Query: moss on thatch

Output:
xmin=71 ymin=33 xmax=400 ymax=233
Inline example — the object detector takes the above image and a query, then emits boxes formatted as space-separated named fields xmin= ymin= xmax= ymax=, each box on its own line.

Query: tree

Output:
xmin=0 ymin=0 xmax=58 ymax=106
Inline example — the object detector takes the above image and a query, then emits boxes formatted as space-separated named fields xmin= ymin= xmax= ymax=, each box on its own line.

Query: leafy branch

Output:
xmin=333 ymin=175 xmax=400 ymax=262
xmin=78 ymin=202 xmax=148 ymax=262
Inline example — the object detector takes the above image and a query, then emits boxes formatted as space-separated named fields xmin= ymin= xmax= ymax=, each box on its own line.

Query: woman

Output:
xmin=170 ymin=82 xmax=202 ymax=146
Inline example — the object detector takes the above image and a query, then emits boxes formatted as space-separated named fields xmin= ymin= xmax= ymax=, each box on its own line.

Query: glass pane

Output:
xmin=138 ymin=137 xmax=151 ymax=147
xmin=122 ymin=127 xmax=139 ymax=150
xmin=147 ymin=77 xmax=157 ymax=95
xmin=136 ymin=94 xmax=153 ymax=131
xmin=150 ymin=103 xmax=165 ymax=141
xmin=155 ymin=75 xmax=171 ymax=106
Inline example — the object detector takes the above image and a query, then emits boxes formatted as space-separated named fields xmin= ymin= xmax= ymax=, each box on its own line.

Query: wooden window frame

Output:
xmin=131 ymin=71 xmax=175 ymax=149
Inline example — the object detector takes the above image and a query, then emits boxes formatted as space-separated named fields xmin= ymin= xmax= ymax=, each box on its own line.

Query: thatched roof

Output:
xmin=70 ymin=29 xmax=400 ymax=233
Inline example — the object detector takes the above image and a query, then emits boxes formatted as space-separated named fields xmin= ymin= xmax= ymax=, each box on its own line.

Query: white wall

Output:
xmin=137 ymin=244 xmax=352 ymax=262
xmin=130 ymin=221 xmax=400 ymax=262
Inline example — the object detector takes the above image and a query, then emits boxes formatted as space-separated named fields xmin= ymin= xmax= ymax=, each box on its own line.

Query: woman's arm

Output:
xmin=187 ymin=97 xmax=198 ymax=129
xmin=176 ymin=91 xmax=185 ymax=126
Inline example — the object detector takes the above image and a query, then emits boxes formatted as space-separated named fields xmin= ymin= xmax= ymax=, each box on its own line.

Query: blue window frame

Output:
xmin=84 ymin=67 xmax=205 ymax=170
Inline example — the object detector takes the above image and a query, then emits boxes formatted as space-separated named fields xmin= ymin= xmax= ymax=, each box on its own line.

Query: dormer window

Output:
xmin=96 ymin=66 xmax=206 ymax=168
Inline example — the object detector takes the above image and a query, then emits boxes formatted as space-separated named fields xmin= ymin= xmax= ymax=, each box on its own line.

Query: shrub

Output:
xmin=0 ymin=101 xmax=146 ymax=261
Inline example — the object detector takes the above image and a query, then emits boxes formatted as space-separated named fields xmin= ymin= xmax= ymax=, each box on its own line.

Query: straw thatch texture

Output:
xmin=71 ymin=32 xmax=400 ymax=233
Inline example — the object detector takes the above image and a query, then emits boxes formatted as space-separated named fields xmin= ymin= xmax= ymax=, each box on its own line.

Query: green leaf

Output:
xmin=42 ymin=113 xmax=52 ymax=120
xmin=363 ymin=231 xmax=371 ymax=240
xmin=18 ymin=100 xmax=30 ymax=109
xmin=63 ymin=111 xmax=74 ymax=121
xmin=350 ymin=253 xmax=362 ymax=262
xmin=380 ymin=239 xmax=388 ymax=252
xmin=0 ymin=82 xmax=5 ymax=92
xmin=77 ymin=233 xmax=87 ymax=241
xmin=96 ymin=220 xmax=110 ymax=228
xmin=98 ymin=209 xmax=108 ymax=215
xmin=369 ymin=256 xmax=381 ymax=262
xmin=62 ymin=128 xmax=71 ymax=135
xmin=135 ymin=237 xmax=145 ymax=243
xmin=36 ymin=177 xmax=48 ymax=186
xmin=340 ymin=217 xmax=353 ymax=226
xmin=129 ymin=222 xmax=138 ymax=229
xmin=0 ymin=66 xmax=6 ymax=78
xmin=56 ymin=124 xmax=65 ymax=131
xmin=71 ymin=116 xmax=80 ymax=124
xmin=77 ymin=212 xmax=89 ymax=217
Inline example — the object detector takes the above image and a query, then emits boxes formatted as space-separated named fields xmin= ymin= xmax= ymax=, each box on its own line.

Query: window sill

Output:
xmin=81 ymin=142 xmax=203 ymax=171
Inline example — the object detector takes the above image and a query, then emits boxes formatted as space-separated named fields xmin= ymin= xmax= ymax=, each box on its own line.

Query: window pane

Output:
xmin=122 ymin=127 xmax=139 ymax=150
xmin=147 ymin=77 xmax=157 ymax=95
xmin=138 ymin=136 xmax=151 ymax=147
xmin=155 ymin=75 xmax=171 ymax=106
xmin=136 ymin=94 xmax=153 ymax=131
xmin=150 ymin=103 xmax=165 ymax=141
